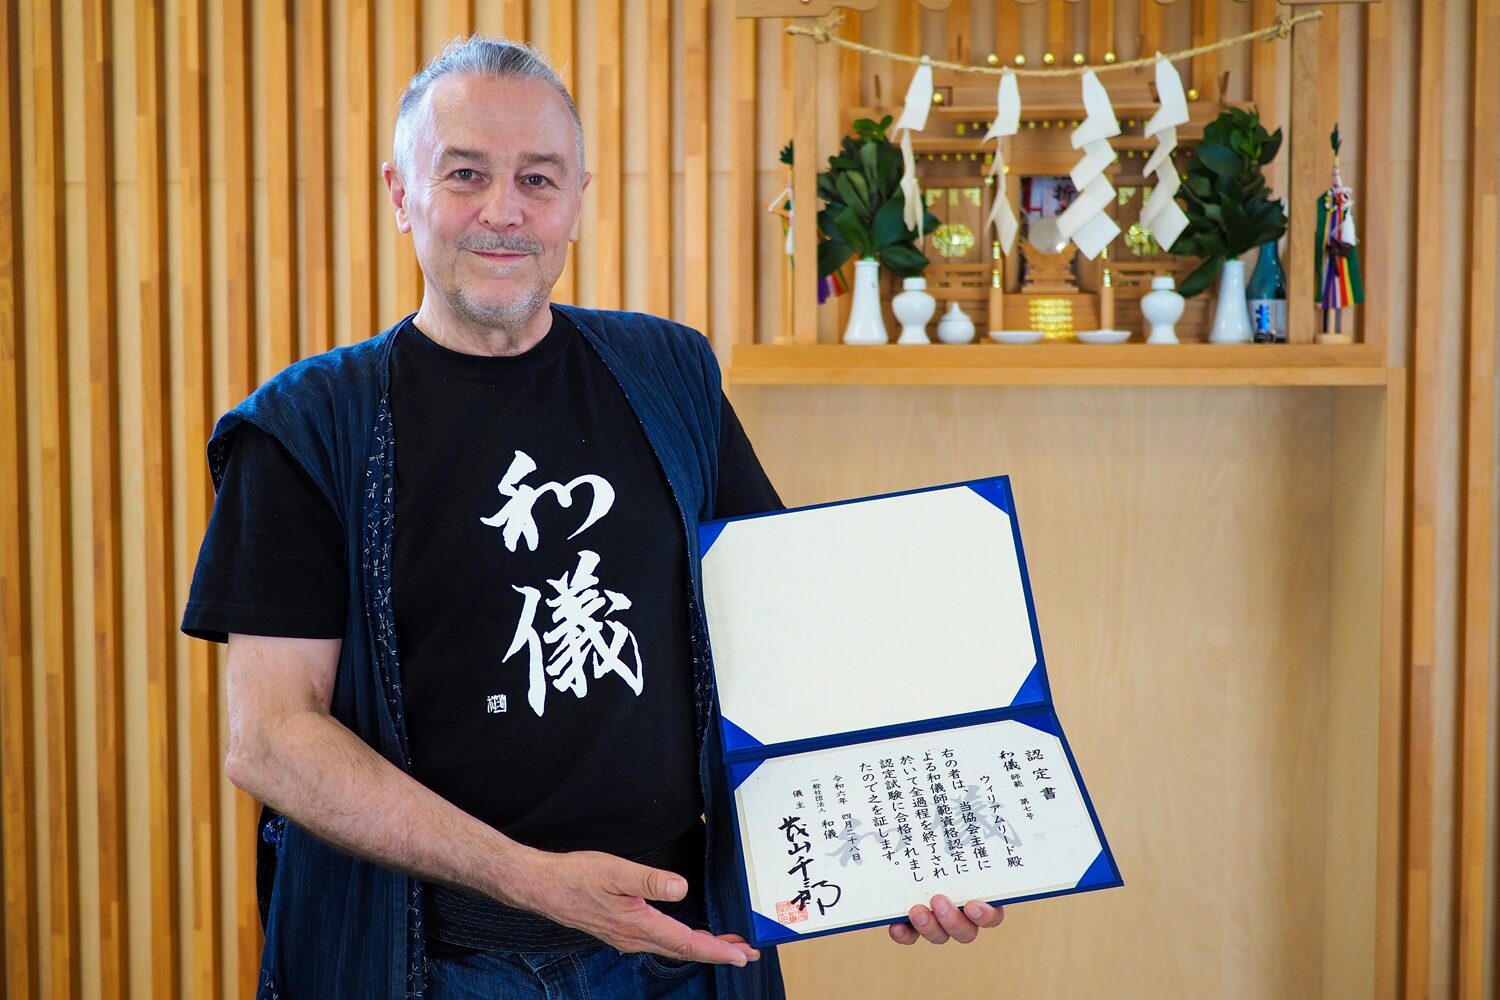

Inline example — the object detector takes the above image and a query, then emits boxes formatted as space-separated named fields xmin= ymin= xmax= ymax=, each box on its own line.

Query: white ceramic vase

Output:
xmin=892 ymin=277 xmax=936 ymax=344
xmin=936 ymin=302 xmax=976 ymax=344
xmin=842 ymin=258 xmax=889 ymax=345
xmin=1208 ymin=259 xmax=1252 ymax=344
xmin=1141 ymin=275 xmax=1185 ymax=345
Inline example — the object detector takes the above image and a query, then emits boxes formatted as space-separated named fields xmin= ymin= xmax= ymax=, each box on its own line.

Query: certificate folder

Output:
xmin=699 ymin=476 xmax=1122 ymax=947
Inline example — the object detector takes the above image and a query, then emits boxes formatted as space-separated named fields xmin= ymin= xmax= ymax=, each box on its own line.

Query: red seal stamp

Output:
xmin=775 ymin=900 xmax=809 ymax=925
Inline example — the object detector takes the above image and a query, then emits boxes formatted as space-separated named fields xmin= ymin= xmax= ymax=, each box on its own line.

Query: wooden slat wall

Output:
xmin=0 ymin=2 xmax=1494 ymax=997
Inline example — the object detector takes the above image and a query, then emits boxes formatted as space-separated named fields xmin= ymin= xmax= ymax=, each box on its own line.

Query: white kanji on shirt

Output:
xmin=503 ymin=549 xmax=645 ymax=717
xmin=479 ymin=450 xmax=615 ymax=553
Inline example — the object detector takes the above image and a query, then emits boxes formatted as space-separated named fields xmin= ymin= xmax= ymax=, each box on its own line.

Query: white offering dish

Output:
xmin=989 ymin=329 xmax=1043 ymax=345
xmin=1075 ymin=328 xmax=1131 ymax=345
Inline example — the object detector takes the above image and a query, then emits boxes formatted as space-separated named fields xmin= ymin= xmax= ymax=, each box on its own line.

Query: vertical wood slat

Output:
xmin=501 ymin=0 xmax=527 ymax=37
xmin=1284 ymin=15 xmax=1318 ymax=344
xmin=534 ymin=0 xmax=575 ymax=303
xmin=594 ymin=0 xmax=622 ymax=309
xmin=1405 ymin=0 xmax=1450 ymax=989
xmin=298 ymin=0 xmax=333 ymax=357
xmin=348 ymin=0 xmax=378 ymax=343
xmin=393 ymin=0 xmax=425 ymax=315
xmin=215 ymin=2 xmax=263 ymax=992
xmin=1046 ymin=0 xmax=1069 ymax=63
xmin=24 ymin=1 xmax=83 ymax=995
xmin=1457 ymin=1 xmax=1500 ymax=995
xmin=732 ymin=17 xmax=758 ymax=346
xmin=216 ymin=0 xmax=262 ymax=989
xmin=790 ymin=20 xmax=818 ymax=344
xmin=136 ymin=0 xmax=181 ymax=996
xmin=946 ymin=0 xmax=971 ymax=63
xmin=1364 ymin=0 xmax=1403 ymax=993
xmin=1087 ymin=0 xmax=1114 ymax=62
xmin=1315 ymin=5 xmax=1343 ymax=339
xmin=176 ymin=0 xmax=220 ymax=993
xmin=997 ymin=0 xmax=1022 ymax=65
xmin=441 ymin=0 xmax=473 ymax=39
xmin=1189 ymin=0 xmax=1217 ymax=103
xmin=1358 ymin=0 xmax=1388 ymax=354
xmin=648 ymin=0 xmax=671 ymax=316
xmin=0 ymin=0 xmax=37 ymax=995
xmin=1138 ymin=0 xmax=1163 ymax=62
xmin=682 ymin=0 xmax=710 ymax=332
xmin=82 ymin=0 xmax=128 ymax=995
xmin=263 ymin=0 xmax=298 ymax=372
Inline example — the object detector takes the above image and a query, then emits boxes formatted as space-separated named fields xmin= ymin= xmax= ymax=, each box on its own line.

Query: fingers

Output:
xmin=963 ymin=899 xmax=1005 ymax=928
xmin=633 ymin=907 xmax=758 ymax=966
xmin=623 ymin=861 xmax=688 ymax=904
xmin=718 ymin=934 xmax=762 ymax=961
xmin=929 ymin=895 xmax=979 ymax=944
xmin=888 ymin=921 xmax=920 ymax=945
xmin=907 ymin=904 xmax=950 ymax=944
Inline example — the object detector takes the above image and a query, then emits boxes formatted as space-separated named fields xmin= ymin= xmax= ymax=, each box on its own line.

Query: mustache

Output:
xmin=462 ymin=235 xmax=543 ymax=255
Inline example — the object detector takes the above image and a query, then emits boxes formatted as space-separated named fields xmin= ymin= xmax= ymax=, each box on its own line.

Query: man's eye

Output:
xmin=453 ymin=168 xmax=478 ymax=182
xmin=522 ymin=174 xmax=552 ymax=187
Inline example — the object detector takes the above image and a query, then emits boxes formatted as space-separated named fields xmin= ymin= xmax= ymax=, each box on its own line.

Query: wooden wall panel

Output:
xmin=0 ymin=2 xmax=1494 ymax=998
xmin=1 ymin=0 xmax=37 ymax=996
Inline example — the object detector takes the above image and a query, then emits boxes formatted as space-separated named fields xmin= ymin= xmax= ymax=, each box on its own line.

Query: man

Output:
xmin=183 ymin=36 xmax=1002 ymax=1000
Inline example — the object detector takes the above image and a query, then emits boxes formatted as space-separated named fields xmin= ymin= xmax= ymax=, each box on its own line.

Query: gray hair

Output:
xmin=392 ymin=36 xmax=585 ymax=180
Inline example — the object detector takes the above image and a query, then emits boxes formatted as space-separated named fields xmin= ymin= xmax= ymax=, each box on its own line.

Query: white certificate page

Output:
xmin=733 ymin=716 xmax=1106 ymax=939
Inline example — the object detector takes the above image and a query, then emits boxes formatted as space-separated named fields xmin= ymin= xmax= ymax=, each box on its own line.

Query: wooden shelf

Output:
xmin=729 ymin=343 xmax=1393 ymax=387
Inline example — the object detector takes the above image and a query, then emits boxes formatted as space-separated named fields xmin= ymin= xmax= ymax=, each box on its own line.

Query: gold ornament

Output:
xmin=1104 ymin=51 xmax=1117 ymax=64
xmin=932 ymin=222 xmax=977 ymax=259
xmin=1072 ymin=53 xmax=1085 ymax=65
xmin=1187 ymin=87 xmax=1199 ymax=101
xmin=1014 ymin=54 xmax=1027 ymax=66
xmin=986 ymin=52 xmax=999 ymax=65
xmin=1043 ymin=51 xmax=1056 ymax=65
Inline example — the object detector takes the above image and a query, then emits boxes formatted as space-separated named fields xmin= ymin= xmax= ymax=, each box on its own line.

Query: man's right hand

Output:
xmin=510 ymin=849 xmax=760 ymax=966
xmin=225 ymin=633 xmax=758 ymax=967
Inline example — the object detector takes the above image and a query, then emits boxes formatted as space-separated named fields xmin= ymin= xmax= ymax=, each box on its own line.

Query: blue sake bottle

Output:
xmin=1247 ymin=239 xmax=1288 ymax=343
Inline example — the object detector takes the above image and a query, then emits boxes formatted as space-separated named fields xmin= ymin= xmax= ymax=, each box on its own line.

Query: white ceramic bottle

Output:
xmin=936 ymin=301 xmax=976 ymax=344
xmin=843 ymin=258 xmax=889 ymax=345
xmin=892 ymin=277 xmax=937 ymax=344
xmin=1141 ymin=275 xmax=1185 ymax=345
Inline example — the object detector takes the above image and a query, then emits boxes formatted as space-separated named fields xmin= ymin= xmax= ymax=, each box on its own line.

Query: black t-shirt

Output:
xmin=182 ymin=309 xmax=780 ymax=860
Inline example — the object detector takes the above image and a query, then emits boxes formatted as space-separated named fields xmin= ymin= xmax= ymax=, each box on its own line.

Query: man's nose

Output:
xmin=478 ymin=181 xmax=525 ymax=229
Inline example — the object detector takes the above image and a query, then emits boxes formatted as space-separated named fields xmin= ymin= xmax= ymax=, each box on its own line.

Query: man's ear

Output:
xmin=382 ymin=162 xmax=412 ymax=235
xmin=570 ymin=171 xmax=592 ymax=243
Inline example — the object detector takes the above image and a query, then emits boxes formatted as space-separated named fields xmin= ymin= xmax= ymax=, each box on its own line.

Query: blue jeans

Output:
xmin=426 ymin=945 xmax=715 ymax=999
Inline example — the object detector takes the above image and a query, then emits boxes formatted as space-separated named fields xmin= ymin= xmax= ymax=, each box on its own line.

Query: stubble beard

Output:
xmin=448 ymin=264 xmax=553 ymax=334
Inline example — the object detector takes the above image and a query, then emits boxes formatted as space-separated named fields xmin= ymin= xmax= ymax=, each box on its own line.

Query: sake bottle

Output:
xmin=1247 ymin=239 xmax=1288 ymax=343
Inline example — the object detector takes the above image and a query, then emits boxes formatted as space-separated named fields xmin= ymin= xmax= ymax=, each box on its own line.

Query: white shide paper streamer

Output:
xmin=983 ymin=70 xmax=1022 ymax=256
xmin=894 ymin=58 xmax=934 ymax=239
xmin=1137 ymin=56 xmax=1191 ymax=251
xmin=1060 ymin=70 xmax=1121 ymax=259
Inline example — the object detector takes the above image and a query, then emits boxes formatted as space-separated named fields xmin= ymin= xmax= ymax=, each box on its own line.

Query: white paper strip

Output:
xmin=894 ymin=57 xmax=934 ymax=241
xmin=984 ymin=69 xmax=1022 ymax=256
xmin=1142 ymin=126 xmax=1176 ymax=177
xmin=1070 ymin=139 xmax=1115 ymax=191
xmin=900 ymin=130 xmax=923 ymax=237
xmin=1057 ymin=175 xmax=1115 ymax=241
xmin=895 ymin=58 xmax=934 ymax=133
xmin=1138 ymin=165 xmax=1181 ymax=227
xmin=1148 ymin=201 xmax=1189 ymax=250
xmin=1070 ymin=212 xmax=1121 ymax=260
xmin=983 ymin=70 xmax=1021 ymax=141
xmin=1144 ymin=56 xmax=1190 ymax=138
xmin=1141 ymin=57 xmax=1190 ymax=252
xmin=1070 ymin=70 xmax=1120 ymax=149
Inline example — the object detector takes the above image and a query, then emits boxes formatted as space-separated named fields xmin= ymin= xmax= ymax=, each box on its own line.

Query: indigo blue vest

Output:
xmin=204 ymin=306 xmax=784 ymax=1000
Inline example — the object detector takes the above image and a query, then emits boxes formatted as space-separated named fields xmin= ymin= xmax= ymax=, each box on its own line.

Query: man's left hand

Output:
xmin=888 ymin=895 xmax=1004 ymax=945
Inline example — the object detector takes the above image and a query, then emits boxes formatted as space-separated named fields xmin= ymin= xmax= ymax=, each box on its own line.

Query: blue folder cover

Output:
xmin=699 ymin=476 xmax=1122 ymax=947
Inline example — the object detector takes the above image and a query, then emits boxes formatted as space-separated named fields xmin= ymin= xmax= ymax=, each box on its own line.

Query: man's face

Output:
xmin=386 ymin=73 xmax=588 ymax=330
